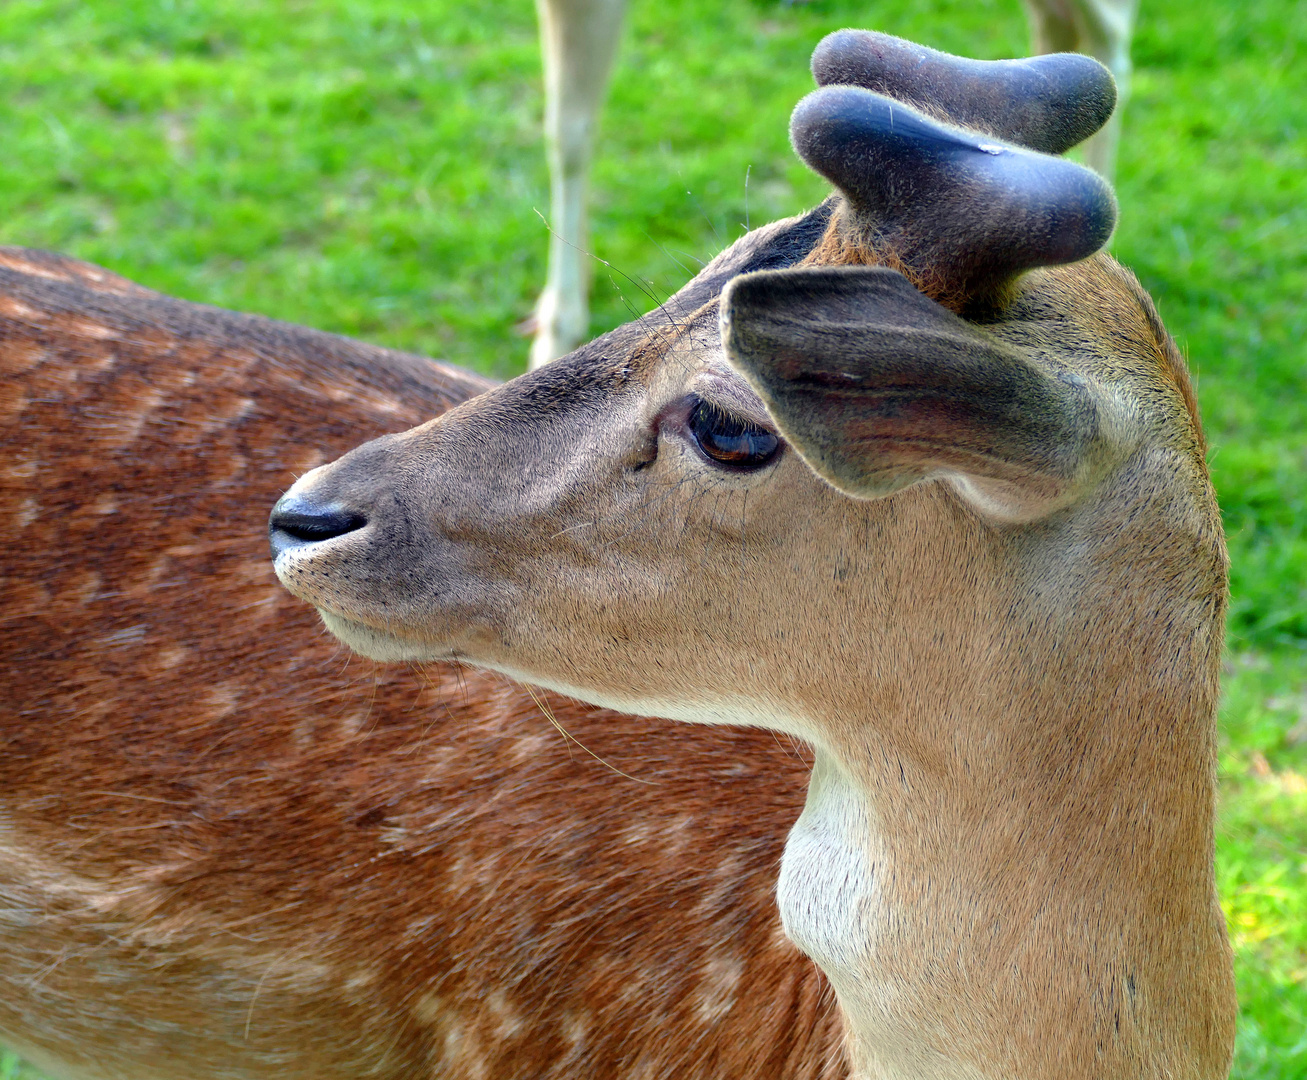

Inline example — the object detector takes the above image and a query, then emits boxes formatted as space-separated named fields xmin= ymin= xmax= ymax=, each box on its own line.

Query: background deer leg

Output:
xmin=529 ymin=0 xmax=627 ymax=368
xmin=1022 ymin=0 xmax=1139 ymax=178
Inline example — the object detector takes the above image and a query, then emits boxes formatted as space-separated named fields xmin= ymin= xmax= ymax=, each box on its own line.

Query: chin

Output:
xmin=318 ymin=610 xmax=445 ymax=663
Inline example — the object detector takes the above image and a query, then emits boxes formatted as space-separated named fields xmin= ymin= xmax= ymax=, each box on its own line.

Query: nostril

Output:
xmin=276 ymin=508 xmax=366 ymax=541
xmin=269 ymin=497 xmax=367 ymax=549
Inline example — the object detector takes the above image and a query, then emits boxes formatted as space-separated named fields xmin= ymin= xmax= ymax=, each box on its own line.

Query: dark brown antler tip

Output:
xmin=811 ymin=29 xmax=1116 ymax=156
xmin=791 ymin=86 xmax=1117 ymax=306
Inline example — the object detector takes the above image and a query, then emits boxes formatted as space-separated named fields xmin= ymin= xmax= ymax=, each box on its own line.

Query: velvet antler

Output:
xmin=793 ymin=32 xmax=1118 ymax=310
xmin=811 ymin=29 xmax=1116 ymax=155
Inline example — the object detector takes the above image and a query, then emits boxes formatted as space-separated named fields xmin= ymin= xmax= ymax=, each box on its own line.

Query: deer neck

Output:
xmin=780 ymin=747 xmax=972 ymax=1080
xmin=776 ymin=676 xmax=1223 ymax=1080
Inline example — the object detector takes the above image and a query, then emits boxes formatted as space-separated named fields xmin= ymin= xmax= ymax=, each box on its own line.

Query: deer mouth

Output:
xmin=316 ymin=610 xmax=451 ymax=664
xmin=270 ymin=484 xmax=516 ymax=664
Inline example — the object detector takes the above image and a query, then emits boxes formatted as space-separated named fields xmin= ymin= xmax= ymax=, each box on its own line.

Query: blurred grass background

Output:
xmin=0 ymin=0 xmax=1302 ymax=1075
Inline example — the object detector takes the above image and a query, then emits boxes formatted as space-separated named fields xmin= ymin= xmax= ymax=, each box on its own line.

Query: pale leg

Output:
xmin=1022 ymin=0 xmax=1139 ymax=178
xmin=530 ymin=0 xmax=628 ymax=368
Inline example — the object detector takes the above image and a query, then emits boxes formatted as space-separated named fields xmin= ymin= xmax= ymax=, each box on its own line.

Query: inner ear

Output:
xmin=720 ymin=265 xmax=1133 ymax=521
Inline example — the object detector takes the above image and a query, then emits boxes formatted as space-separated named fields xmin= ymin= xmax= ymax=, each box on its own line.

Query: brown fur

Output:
xmin=800 ymin=214 xmax=955 ymax=308
xmin=0 ymin=247 xmax=846 ymax=1079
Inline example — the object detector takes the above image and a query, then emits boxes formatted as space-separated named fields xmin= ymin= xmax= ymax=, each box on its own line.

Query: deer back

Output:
xmin=0 ymin=248 xmax=843 ymax=1080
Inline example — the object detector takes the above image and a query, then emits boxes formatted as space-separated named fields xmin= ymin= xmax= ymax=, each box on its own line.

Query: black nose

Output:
xmin=269 ymin=495 xmax=367 ymax=557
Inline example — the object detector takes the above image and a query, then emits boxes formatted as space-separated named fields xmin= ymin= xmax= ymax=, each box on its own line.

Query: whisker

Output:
xmin=524 ymin=685 xmax=655 ymax=786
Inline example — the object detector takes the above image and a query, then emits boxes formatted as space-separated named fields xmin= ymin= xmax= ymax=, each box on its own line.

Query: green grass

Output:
xmin=1221 ymin=649 xmax=1307 ymax=1078
xmin=0 ymin=1050 xmax=44 ymax=1080
xmin=0 ymin=0 xmax=1303 ymax=1075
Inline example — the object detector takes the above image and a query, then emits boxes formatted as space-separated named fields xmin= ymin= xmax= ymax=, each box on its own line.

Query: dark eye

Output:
xmin=687 ymin=398 xmax=780 ymax=469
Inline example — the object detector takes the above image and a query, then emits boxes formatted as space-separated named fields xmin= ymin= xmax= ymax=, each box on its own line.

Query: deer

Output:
xmin=0 ymin=27 xmax=1230 ymax=1080
xmin=271 ymin=26 xmax=1236 ymax=1080
xmin=529 ymin=0 xmax=1139 ymax=364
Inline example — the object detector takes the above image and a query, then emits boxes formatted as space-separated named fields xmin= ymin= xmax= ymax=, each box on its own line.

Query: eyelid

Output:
xmin=690 ymin=373 xmax=777 ymax=432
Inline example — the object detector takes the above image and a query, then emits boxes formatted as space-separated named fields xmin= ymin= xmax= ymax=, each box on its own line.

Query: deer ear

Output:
xmin=720 ymin=265 xmax=1133 ymax=521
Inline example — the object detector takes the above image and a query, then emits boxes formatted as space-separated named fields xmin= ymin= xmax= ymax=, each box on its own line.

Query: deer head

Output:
xmin=271 ymin=31 xmax=1235 ymax=1080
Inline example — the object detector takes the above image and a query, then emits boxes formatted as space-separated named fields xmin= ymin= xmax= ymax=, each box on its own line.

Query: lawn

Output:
xmin=0 ymin=0 xmax=1303 ymax=1075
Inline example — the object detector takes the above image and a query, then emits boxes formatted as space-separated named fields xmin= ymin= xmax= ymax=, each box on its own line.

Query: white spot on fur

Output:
xmin=338 ymin=708 xmax=370 ymax=739
xmin=560 ymin=1009 xmax=590 ymax=1049
xmin=485 ymin=990 xmax=524 ymax=1038
xmin=209 ymin=451 xmax=248 ymax=485
xmin=70 ymin=570 xmax=102 ymax=606
xmin=344 ymin=968 xmax=378 ymax=994
xmin=15 ymin=498 xmax=39 ymax=528
xmin=694 ymin=854 xmax=743 ymax=918
xmin=411 ymin=991 xmax=443 ymax=1026
xmin=86 ymin=889 xmax=132 ymax=914
xmin=155 ymin=644 xmax=190 ymax=670
xmin=510 ymin=733 xmax=550 ymax=764
xmin=65 ymin=317 xmax=115 ymax=339
xmin=240 ymin=589 xmax=283 ymax=624
xmin=662 ymin=813 xmax=695 ymax=857
xmin=292 ymin=717 xmax=316 ymax=755
xmin=202 ymin=682 xmax=241 ymax=719
xmin=442 ymin=1016 xmax=488 ymax=1080
xmin=622 ymin=822 xmax=651 ymax=846
xmin=404 ymin=915 xmax=438 ymax=943
xmin=379 ymin=823 xmax=411 ymax=849
xmin=0 ymin=297 xmax=38 ymax=320
xmin=696 ymin=956 xmax=743 ymax=1022
xmin=0 ymin=254 xmax=69 ymax=281
xmin=106 ymin=387 xmax=166 ymax=446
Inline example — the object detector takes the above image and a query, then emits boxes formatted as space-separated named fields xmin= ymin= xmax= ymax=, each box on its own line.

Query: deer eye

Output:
xmin=687 ymin=397 xmax=781 ymax=469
